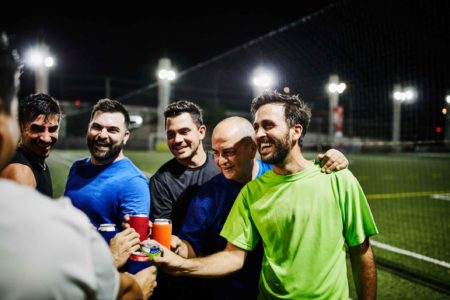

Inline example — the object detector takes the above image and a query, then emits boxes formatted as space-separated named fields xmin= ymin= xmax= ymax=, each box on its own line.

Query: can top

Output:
xmin=98 ymin=224 xmax=116 ymax=232
xmin=154 ymin=218 xmax=171 ymax=224
xmin=129 ymin=214 xmax=148 ymax=217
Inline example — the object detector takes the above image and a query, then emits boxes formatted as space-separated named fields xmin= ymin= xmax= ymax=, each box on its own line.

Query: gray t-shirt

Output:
xmin=0 ymin=179 xmax=119 ymax=299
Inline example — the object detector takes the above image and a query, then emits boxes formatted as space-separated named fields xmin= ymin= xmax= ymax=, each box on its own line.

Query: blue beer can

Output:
xmin=141 ymin=240 xmax=161 ymax=260
xmin=98 ymin=224 xmax=117 ymax=244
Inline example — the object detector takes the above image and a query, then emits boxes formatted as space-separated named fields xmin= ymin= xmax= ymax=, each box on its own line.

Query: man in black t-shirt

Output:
xmin=150 ymin=100 xmax=218 ymax=234
xmin=0 ymin=93 xmax=61 ymax=197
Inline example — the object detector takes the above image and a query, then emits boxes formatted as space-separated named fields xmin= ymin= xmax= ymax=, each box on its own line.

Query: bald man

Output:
xmin=171 ymin=117 xmax=348 ymax=299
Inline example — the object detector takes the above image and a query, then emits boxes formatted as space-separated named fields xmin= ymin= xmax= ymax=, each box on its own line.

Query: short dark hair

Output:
xmin=251 ymin=90 xmax=311 ymax=146
xmin=19 ymin=93 xmax=61 ymax=126
xmin=0 ymin=32 xmax=21 ymax=115
xmin=164 ymin=100 xmax=203 ymax=127
xmin=90 ymin=98 xmax=130 ymax=128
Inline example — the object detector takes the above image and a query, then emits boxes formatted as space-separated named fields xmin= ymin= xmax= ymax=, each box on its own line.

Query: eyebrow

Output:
xmin=91 ymin=122 xmax=120 ymax=131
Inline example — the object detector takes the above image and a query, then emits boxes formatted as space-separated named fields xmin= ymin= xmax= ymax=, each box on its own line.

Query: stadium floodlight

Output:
xmin=326 ymin=75 xmax=346 ymax=144
xmin=251 ymin=66 xmax=276 ymax=97
xmin=25 ymin=43 xmax=55 ymax=94
xmin=327 ymin=82 xmax=347 ymax=94
xmin=392 ymin=85 xmax=417 ymax=148
xmin=156 ymin=58 xmax=176 ymax=146
xmin=446 ymin=95 xmax=450 ymax=104
xmin=158 ymin=69 xmax=176 ymax=81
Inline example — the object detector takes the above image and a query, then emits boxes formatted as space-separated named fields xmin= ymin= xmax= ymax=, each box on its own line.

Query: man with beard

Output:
xmin=1 ymin=93 xmax=60 ymax=197
xmin=0 ymin=32 xmax=156 ymax=300
xmin=154 ymin=90 xmax=378 ymax=300
xmin=151 ymin=101 xmax=348 ymax=299
xmin=65 ymin=98 xmax=149 ymax=256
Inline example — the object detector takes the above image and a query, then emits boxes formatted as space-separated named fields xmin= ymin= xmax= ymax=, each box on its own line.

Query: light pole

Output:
xmin=25 ymin=43 xmax=54 ymax=94
xmin=156 ymin=58 xmax=176 ymax=144
xmin=392 ymin=84 xmax=416 ymax=150
xmin=444 ymin=95 xmax=450 ymax=145
xmin=326 ymin=75 xmax=346 ymax=145
xmin=251 ymin=66 xmax=275 ymax=98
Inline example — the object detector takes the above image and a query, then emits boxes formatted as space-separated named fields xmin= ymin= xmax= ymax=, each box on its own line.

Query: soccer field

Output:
xmin=47 ymin=150 xmax=450 ymax=299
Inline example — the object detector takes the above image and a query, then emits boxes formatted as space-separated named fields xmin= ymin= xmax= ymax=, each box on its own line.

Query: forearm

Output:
xmin=155 ymin=242 xmax=246 ymax=277
xmin=117 ymin=272 xmax=142 ymax=300
xmin=181 ymin=248 xmax=245 ymax=277
xmin=349 ymin=238 xmax=377 ymax=300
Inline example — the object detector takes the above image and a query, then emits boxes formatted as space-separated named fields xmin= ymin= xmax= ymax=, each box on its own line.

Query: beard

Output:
xmin=87 ymin=136 xmax=124 ymax=163
xmin=258 ymin=133 xmax=290 ymax=165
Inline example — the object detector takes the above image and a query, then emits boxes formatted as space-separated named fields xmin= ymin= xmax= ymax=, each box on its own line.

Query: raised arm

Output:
xmin=349 ymin=238 xmax=377 ymax=300
xmin=153 ymin=242 xmax=247 ymax=277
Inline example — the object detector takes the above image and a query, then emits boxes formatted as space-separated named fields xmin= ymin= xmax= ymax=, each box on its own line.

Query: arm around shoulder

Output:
xmin=0 ymin=163 xmax=36 ymax=187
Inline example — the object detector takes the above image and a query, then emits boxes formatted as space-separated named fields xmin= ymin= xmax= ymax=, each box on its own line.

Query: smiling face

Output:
xmin=20 ymin=114 xmax=60 ymax=160
xmin=86 ymin=111 xmax=129 ymax=165
xmin=253 ymin=103 xmax=292 ymax=165
xmin=211 ymin=117 xmax=256 ymax=184
xmin=166 ymin=112 xmax=206 ymax=163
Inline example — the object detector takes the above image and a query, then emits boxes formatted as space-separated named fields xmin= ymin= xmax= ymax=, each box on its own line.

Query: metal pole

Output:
xmin=328 ymin=75 xmax=339 ymax=145
xmin=157 ymin=58 xmax=172 ymax=144
xmin=392 ymin=84 xmax=402 ymax=148
xmin=34 ymin=43 xmax=50 ymax=94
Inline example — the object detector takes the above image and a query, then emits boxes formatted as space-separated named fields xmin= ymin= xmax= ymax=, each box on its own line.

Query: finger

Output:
xmin=130 ymin=244 xmax=140 ymax=253
xmin=316 ymin=153 xmax=324 ymax=161
xmin=324 ymin=161 xmax=339 ymax=173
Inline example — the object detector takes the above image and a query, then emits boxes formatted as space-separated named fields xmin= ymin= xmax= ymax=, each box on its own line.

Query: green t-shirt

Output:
xmin=220 ymin=163 xmax=378 ymax=300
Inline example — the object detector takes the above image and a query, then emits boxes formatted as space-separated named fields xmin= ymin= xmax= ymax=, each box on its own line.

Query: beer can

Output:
xmin=151 ymin=219 xmax=172 ymax=249
xmin=98 ymin=223 xmax=117 ymax=244
xmin=141 ymin=240 xmax=161 ymax=260
xmin=129 ymin=214 xmax=149 ymax=242
xmin=122 ymin=252 xmax=151 ymax=274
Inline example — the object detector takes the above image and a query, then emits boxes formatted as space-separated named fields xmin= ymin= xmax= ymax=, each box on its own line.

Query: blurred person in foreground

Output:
xmin=64 ymin=98 xmax=150 ymax=267
xmin=154 ymin=90 xmax=378 ymax=300
xmin=0 ymin=31 xmax=156 ymax=299
xmin=1 ymin=92 xmax=60 ymax=197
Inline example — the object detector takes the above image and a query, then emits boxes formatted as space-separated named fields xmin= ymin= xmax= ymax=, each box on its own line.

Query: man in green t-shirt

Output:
xmin=154 ymin=90 xmax=378 ymax=300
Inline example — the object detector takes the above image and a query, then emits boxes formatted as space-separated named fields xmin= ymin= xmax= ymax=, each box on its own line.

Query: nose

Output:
xmin=217 ymin=153 xmax=227 ymax=166
xmin=254 ymin=126 xmax=266 ymax=140
xmin=98 ymin=128 xmax=108 ymax=138
xmin=39 ymin=130 xmax=52 ymax=143
xmin=174 ymin=133 xmax=183 ymax=144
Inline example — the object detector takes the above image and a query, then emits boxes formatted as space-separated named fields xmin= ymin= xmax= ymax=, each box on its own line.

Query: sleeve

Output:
xmin=177 ymin=189 xmax=211 ymax=255
xmin=150 ymin=176 xmax=173 ymax=220
xmin=335 ymin=170 xmax=379 ymax=247
xmin=63 ymin=163 xmax=76 ymax=196
xmin=220 ymin=186 xmax=260 ymax=251
xmin=57 ymin=198 xmax=120 ymax=299
xmin=119 ymin=175 xmax=151 ymax=217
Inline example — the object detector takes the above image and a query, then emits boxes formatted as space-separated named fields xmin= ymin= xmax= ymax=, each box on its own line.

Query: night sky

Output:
xmin=1 ymin=3 xmax=337 ymax=102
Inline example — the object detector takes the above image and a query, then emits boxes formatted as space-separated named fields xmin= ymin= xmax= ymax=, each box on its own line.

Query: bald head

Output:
xmin=212 ymin=117 xmax=254 ymax=142
xmin=212 ymin=117 xmax=257 ymax=183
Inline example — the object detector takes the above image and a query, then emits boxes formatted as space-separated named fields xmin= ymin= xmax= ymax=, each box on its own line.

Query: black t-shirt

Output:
xmin=150 ymin=153 xmax=220 ymax=234
xmin=9 ymin=147 xmax=53 ymax=197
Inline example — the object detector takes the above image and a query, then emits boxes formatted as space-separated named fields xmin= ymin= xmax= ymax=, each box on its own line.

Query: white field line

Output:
xmin=49 ymin=152 xmax=153 ymax=178
xmin=431 ymin=194 xmax=450 ymax=201
xmin=371 ymin=240 xmax=450 ymax=269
